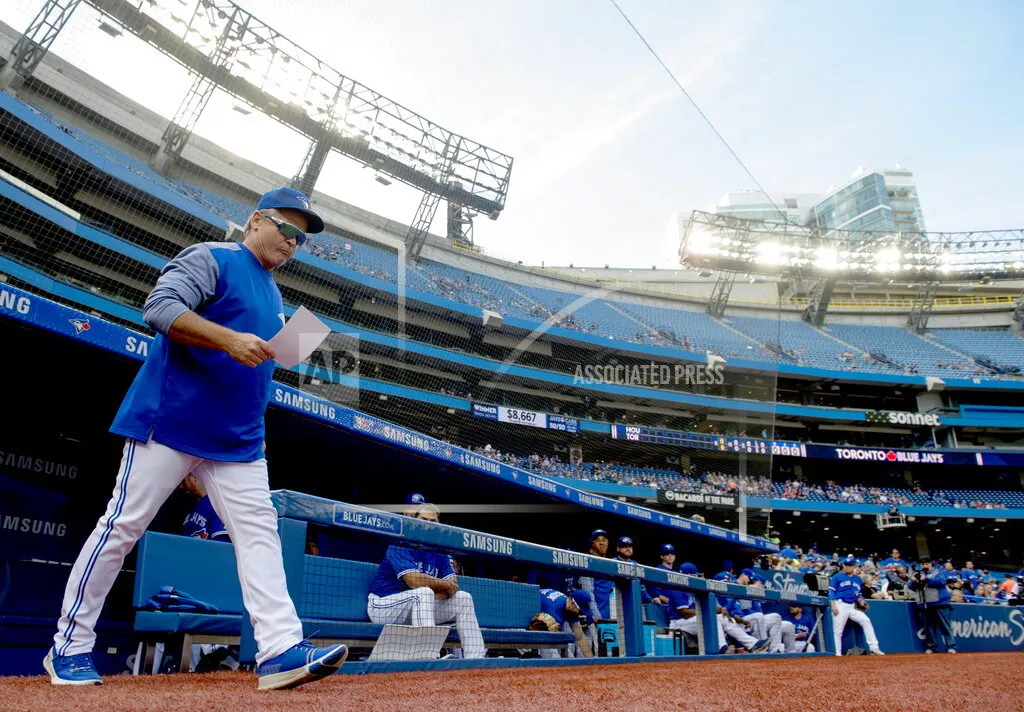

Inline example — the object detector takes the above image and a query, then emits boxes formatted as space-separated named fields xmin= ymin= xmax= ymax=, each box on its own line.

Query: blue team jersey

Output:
xmin=829 ymin=572 xmax=864 ymax=603
xmin=666 ymin=590 xmax=695 ymax=621
xmin=111 ymin=243 xmax=285 ymax=462
xmin=592 ymin=578 xmax=614 ymax=619
xmin=540 ymin=588 xmax=570 ymax=626
xmin=369 ymin=545 xmax=455 ymax=597
xmin=784 ymin=612 xmax=814 ymax=637
xmin=181 ymin=495 xmax=229 ymax=541
xmin=961 ymin=569 xmax=980 ymax=588
xmin=731 ymin=598 xmax=763 ymax=615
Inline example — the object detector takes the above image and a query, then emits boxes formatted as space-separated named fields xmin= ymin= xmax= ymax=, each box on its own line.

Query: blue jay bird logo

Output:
xmin=69 ymin=318 xmax=91 ymax=335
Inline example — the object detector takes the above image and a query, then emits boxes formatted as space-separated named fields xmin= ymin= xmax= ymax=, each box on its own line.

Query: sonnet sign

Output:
xmin=865 ymin=410 xmax=942 ymax=427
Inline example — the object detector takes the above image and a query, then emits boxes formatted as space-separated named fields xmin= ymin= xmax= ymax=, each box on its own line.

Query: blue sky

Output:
xmin=4 ymin=0 xmax=1022 ymax=268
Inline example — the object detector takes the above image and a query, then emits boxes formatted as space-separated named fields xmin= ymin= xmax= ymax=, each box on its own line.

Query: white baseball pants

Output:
xmin=832 ymin=600 xmax=880 ymax=655
xmin=780 ymin=621 xmax=816 ymax=652
xmin=742 ymin=612 xmax=783 ymax=651
xmin=367 ymin=587 xmax=485 ymax=658
xmin=669 ymin=615 xmax=729 ymax=652
xmin=718 ymin=615 xmax=759 ymax=649
xmin=53 ymin=437 xmax=303 ymax=665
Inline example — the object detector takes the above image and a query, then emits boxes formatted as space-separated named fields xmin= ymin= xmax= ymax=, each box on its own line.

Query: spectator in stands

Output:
xmin=830 ymin=557 xmax=884 ymax=656
xmin=781 ymin=604 xmax=816 ymax=653
xmin=578 ymin=530 xmax=613 ymax=622
xmin=961 ymin=561 xmax=981 ymax=593
xmin=998 ymin=574 xmax=1020 ymax=599
xmin=366 ymin=504 xmax=485 ymax=659
xmin=910 ymin=557 xmax=958 ymax=654
xmin=533 ymin=589 xmax=594 ymax=659
xmin=879 ymin=548 xmax=909 ymax=574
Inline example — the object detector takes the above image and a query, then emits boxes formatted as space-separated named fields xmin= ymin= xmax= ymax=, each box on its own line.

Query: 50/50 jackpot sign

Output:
xmin=472 ymin=403 xmax=579 ymax=434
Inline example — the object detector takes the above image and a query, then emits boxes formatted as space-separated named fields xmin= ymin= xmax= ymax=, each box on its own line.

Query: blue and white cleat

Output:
xmin=257 ymin=641 xmax=347 ymax=691
xmin=43 ymin=648 xmax=102 ymax=686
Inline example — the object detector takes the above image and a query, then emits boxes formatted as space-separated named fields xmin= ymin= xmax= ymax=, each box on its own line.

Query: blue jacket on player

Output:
xmin=111 ymin=243 xmax=284 ymax=462
xmin=369 ymin=545 xmax=455 ymax=597
xmin=828 ymin=572 xmax=865 ymax=603
xmin=181 ymin=495 xmax=229 ymax=542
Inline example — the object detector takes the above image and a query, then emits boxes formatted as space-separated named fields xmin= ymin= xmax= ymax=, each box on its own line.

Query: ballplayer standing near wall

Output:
xmin=45 ymin=188 xmax=348 ymax=690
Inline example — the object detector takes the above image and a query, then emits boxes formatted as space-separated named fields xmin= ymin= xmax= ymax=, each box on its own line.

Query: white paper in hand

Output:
xmin=268 ymin=306 xmax=332 ymax=368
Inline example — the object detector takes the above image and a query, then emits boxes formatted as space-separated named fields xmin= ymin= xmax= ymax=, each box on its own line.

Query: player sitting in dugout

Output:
xmin=529 ymin=589 xmax=596 ymax=659
xmin=366 ymin=503 xmax=485 ymax=658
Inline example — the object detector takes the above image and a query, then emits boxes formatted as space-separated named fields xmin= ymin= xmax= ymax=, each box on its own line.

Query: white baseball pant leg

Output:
xmin=742 ymin=612 xmax=766 ymax=640
xmin=367 ymin=587 xmax=436 ymax=626
xmin=781 ymin=621 xmax=814 ymax=652
xmin=719 ymin=615 xmax=759 ymax=649
xmin=832 ymin=600 xmax=880 ymax=655
xmin=434 ymin=590 xmax=485 ymax=659
xmin=763 ymin=612 xmax=783 ymax=652
xmin=53 ymin=438 xmax=303 ymax=665
xmin=669 ymin=615 xmax=729 ymax=652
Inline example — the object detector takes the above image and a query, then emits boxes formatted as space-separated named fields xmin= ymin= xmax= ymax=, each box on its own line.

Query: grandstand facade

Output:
xmin=2 ymin=12 xmax=1024 ymax=554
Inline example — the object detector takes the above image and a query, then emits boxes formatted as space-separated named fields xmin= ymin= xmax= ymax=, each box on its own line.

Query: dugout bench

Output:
xmin=131 ymin=530 xmax=573 ymax=672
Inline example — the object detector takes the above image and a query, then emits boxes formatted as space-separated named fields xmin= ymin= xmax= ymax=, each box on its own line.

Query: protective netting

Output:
xmin=0 ymin=0 xmax=782 ymax=557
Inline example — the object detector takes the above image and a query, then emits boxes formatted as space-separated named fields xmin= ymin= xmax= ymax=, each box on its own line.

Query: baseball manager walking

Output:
xmin=45 ymin=188 xmax=347 ymax=690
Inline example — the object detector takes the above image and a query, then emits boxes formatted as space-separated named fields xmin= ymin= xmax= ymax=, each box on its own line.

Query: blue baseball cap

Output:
xmin=406 ymin=493 xmax=426 ymax=505
xmin=660 ymin=543 xmax=676 ymax=555
xmin=569 ymin=589 xmax=592 ymax=609
xmin=590 ymin=529 xmax=608 ymax=542
xmin=617 ymin=536 xmax=634 ymax=547
xmin=740 ymin=568 xmax=756 ymax=579
xmin=843 ymin=556 xmax=857 ymax=567
xmin=256 ymin=187 xmax=325 ymax=234
xmin=713 ymin=572 xmax=733 ymax=582
xmin=679 ymin=562 xmax=699 ymax=575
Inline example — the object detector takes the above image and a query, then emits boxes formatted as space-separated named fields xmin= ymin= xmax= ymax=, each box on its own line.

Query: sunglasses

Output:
xmin=260 ymin=212 xmax=307 ymax=246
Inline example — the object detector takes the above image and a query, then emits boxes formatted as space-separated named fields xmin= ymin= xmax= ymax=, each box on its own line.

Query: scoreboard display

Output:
xmin=610 ymin=424 xmax=805 ymax=457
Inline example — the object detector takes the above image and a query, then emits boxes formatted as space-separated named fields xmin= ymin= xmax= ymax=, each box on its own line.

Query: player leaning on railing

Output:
xmin=45 ymin=188 xmax=348 ymax=690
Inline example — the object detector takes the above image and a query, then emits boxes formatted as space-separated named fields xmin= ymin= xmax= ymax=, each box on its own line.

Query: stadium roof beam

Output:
xmin=680 ymin=210 xmax=1024 ymax=284
xmin=906 ymin=281 xmax=940 ymax=333
xmin=83 ymin=0 xmax=512 ymax=218
xmin=705 ymin=270 xmax=737 ymax=319
xmin=801 ymin=278 xmax=835 ymax=327
xmin=0 ymin=0 xmax=83 ymax=93
xmin=151 ymin=3 xmax=247 ymax=174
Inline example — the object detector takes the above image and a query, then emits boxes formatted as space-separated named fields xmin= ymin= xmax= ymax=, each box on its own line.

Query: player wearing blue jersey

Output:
xmin=961 ymin=561 xmax=980 ymax=593
xmin=578 ymin=529 xmax=614 ymax=620
xmin=830 ymin=557 xmax=883 ymax=656
xmin=734 ymin=569 xmax=783 ymax=652
xmin=366 ymin=506 xmax=485 ymax=658
xmin=532 ymin=588 xmax=595 ymax=658
xmin=613 ymin=536 xmax=653 ymax=604
xmin=781 ymin=605 xmax=816 ymax=652
xmin=711 ymin=571 xmax=770 ymax=654
xmin=181 ymin=473 xmax=229 ymax=542
xmin=45 ymin=188 xmax=347 ymax=690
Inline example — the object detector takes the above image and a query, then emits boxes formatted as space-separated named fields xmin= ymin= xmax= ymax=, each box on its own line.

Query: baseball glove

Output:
xmin=528 ymin=612 xmax=560 ymax=632
xmin=855 ymin=599 xmax=869 ymax=612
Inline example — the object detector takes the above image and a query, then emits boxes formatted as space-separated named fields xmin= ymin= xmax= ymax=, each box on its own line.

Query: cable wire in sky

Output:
xmin=608 ymin=0 xmax=788 ymax=221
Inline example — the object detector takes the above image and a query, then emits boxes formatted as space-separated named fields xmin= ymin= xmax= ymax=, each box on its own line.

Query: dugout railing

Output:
xmin=239 ymin=491 xmax=833 ymax=666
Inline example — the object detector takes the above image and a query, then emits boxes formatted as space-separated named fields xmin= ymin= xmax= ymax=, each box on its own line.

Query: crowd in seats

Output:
xmin=761 ymin=547 xmax=1022 ymax=605
xmin=9 ymin=91 xmax=1024 ymax=384
xmin=465 ymin=446 xmax=1019 ymax=509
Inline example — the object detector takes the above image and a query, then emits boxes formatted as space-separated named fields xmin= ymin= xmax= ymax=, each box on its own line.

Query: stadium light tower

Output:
xmin=65 ymin=0 xmax=511 ymax=258
xmin=0 ymin=0 xmax=83 ymax=93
